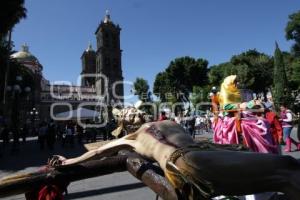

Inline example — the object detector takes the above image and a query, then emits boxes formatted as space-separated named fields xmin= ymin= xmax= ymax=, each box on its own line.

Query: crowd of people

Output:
xmin=159 ymin=111 xmax=212 ymax=138
xmin=0 ymin=102 xmax=299 ymax=157
xmin=0 ymin=119 xmax=118 ymax=156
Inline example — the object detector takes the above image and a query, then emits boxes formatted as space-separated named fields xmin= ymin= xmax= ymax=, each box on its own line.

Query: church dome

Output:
xmin=11 ymin=44 xmax=43 ymax=72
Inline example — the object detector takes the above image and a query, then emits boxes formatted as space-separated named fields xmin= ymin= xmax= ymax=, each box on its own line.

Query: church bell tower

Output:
xmin=81 ymin=43 xmax=96 ymax=87
xmin=95 ymin=10 xmax=124 ymax=105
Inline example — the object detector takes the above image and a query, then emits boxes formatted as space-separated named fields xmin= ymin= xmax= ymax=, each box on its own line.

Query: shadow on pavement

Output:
xmin=65 ymin=183 xmax=146 ymax=199
xmin=0 ymin=138 xmax=88 ymax=172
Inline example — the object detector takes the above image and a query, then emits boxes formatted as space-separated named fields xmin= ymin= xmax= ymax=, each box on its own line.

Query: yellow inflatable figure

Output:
xmin=218 ymin=75 xmax=241 ymax=109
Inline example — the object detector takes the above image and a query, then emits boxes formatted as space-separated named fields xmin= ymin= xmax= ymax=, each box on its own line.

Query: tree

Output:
xmin=0 ymin=40 xmax=12 ymax=102
xmin=281 ymin=51 xmax=300 ymax=90
xmin=153 ymin=72 xmax=171 ymax=102
xmin=0 ymin=0 xmax=27 ymax=38
xmin=153 ymin=56 xmax=209 ymax=102
xmin=285 ymin=10 xmax=300 ymax=57
xmin=208 ymin=63 xmax=226 ymax=87
xmin=290 ymin=59 xmax=300 ymax=89
xmin=273 ymin=42 xmax=290 ymax=109
xmin=230 ymin=49 xmax=273 ymax=94
xmin=133 ymin=77 xmax=150 ymax=101
xmin=190 ymin=85 xmax=211 ymax=110
xmin=208 ymin=50 xmax=273 ymax=96
xmin=0 ymin=0 xmax=27 ymax=114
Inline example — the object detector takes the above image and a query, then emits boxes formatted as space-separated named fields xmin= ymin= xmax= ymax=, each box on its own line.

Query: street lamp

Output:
xmin=6 ymin=76 xmax=31 ymax=128
xmin=30 ymin=107 xmax=39 ymax=124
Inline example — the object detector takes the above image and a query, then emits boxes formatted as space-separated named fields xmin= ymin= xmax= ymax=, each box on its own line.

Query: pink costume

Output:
xmin=213 ymin=115 xmax=278 ymax=154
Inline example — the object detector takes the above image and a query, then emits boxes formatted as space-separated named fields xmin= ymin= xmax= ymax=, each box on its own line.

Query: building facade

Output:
xmin=10 ymin=11 xmax=124 ymax=124
xmin=94 ymin=11 xmax=124 ymax=105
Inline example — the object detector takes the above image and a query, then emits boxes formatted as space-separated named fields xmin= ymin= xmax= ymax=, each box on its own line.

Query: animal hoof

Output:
xmin=48 ymin=155 xmax=66 ymax=167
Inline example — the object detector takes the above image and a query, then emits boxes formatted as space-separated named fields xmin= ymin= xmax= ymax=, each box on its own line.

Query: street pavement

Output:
xmin=0 ymin=129 xmax=299 ymax=200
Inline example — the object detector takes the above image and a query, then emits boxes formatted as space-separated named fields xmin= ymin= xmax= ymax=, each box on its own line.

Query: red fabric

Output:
xmin=38 ymin=185 xmax=63 ymax=200
xmin=266 ymin=112 xmax=283 ymax=144
xmin=25 ymin=184 xmax=64 ymax=200
xmin=159 ymin=115 xmax=167 ymax=121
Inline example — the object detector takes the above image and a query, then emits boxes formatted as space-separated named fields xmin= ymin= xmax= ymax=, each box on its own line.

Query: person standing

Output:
xmin=76 ymin=124 xmax=83 ymax=144
xmin=280 ymin=104 xmax=300 ymax=152
xmin=159 ymin=111 xmax=167 ymax=121
xmin=1 ymin=124 xmax=10 ymax=148
xmin=21 ymin=124 xmax=28 ymax=143
xmin=264 ymin=104 xmax=283 ymax=146
xmin=174 ymin=113 xmax=183 ymax=126
xmin=47 ymin=120 xmax=56 ymax=150
xmin=38 ymin=122 xmax=48 ymax=150
xmin=11 ymin=126 xmax=20 ymax=153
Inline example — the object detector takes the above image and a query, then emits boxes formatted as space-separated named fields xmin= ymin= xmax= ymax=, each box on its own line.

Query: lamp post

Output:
xmin=30 ymin=107 xmax=39 ymax=131
xmin=6 ymin=76 xmax=31 ymax=129
xmin=6 ymin=75 xmax=31 ymax=151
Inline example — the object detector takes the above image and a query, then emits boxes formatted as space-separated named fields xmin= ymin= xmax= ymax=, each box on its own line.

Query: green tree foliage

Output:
xmin=208 ymin=50 xmax=273 ymax=95
xmin=153 ymin=72 xmax=172 ymax=102
xmin=153 ymin=56 xmax=208 ymax=102
xmin=0 ymin=0 xmax=27 ymax=38
xmin=282 ymin=51 xmax=300 ymax=90
xmin=0 ymin=0 xmax=27 ymax=113
xmin=285 ymin=10 xmax=300 ymax=56
xmin=290 ymin=59 xmax=300 ymax=90
xmin=0 ymin=41 xmax=11 ymax=99
xmin=133 ymin=77 xmax=150 ymax=101
xmin=190 ymin=85 xmax=211 ymax=107
xmin=273 ymin=43 xmax=290 ymax=108
xmin=208 ymin=62 xmax=234 ymax=87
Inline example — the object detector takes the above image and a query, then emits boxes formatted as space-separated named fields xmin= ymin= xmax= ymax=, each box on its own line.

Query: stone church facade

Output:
xmin=11 ymin=11 xmax=124 ymax=123
xmin=82 ymin=11 xmax=124 ymax=105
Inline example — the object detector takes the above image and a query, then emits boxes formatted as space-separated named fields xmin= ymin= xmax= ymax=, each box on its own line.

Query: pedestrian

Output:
xmin=264 ymin=103 xmax=283 ymax=146
xmin=185 ymin=114 xmax=195 ymax=138
xmin=21 ymin=124 xmax=28 ymax=143
xmin=194 ymin=115 xmax=201 ymax=135
xmin=11 ymin=126 xmax=20 ymax=153
xmin=38 ymin=122 xmax=48 ymax=150
xmin=280 ymin=104 xmax=300 ymax=152
xmin=76 ymin=124 xmax=83 ymax=144
xmin=65 ymin=123 xmax=74 ymax=147
xmin=174 ymin=113 xmax=182 ymax=125
xmin=47 ymin=120 xmax=56 ymax=150
xmin=1 ymin=124 xmax=10 ymax=148
xmin=159 ymin=111 xmax=167 ymax=121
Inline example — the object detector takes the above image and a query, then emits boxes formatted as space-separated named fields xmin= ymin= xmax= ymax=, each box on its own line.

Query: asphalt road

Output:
xmin=0 ymin=129 xmax=299 ymax=200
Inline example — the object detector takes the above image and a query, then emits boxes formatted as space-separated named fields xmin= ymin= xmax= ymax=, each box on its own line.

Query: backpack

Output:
xmin=287 ymin=110 xmax=299 ymax=126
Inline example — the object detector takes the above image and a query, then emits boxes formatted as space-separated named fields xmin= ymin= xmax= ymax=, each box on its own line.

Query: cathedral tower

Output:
xmin=81 ymin=43 xmax=96 ymax=87
xmin=95 ymin=11 xmax=124 ymax=104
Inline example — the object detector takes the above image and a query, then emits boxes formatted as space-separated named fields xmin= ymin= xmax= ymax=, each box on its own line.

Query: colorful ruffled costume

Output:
xmin=212 ymin=75 xmax=277 ymax=154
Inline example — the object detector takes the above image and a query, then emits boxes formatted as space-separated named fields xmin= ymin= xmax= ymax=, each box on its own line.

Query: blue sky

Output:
xmin=12 ymin=0 xmax=300 ymax=102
